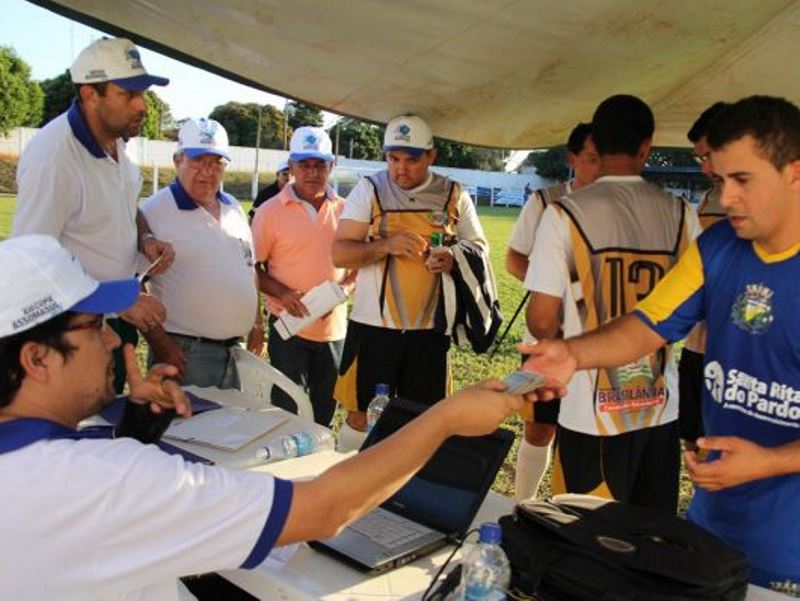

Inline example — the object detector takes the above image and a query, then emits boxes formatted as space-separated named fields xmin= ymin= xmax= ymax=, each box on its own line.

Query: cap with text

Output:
xmin=70 ymin=37 xmax=169 ymax=91
xmin=176 ymin=118 xmax=231 ymax=161
xmin=384 ymin=115 xmax=434 ymax=157
xmin=289 ymin=126 xmax=334 ymax=162
xmin=0 ymin=235 xmax=140 ymax=338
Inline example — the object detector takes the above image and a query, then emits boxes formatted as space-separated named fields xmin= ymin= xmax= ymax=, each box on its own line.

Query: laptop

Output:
xmin=310 ymin=397 xmax=513 ymax=573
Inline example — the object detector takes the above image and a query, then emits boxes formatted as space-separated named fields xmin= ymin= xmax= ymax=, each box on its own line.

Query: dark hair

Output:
xmin=591 ymin=94 xmax=654 ymax=156
xmin=706 ymin=96 xmax=800 ymax=170
xmin=73 ymin=82 xmax=109 ymax=102
xmin=687 ymin=102 xmax=728 ymax=143
xmin=567 ymin=123 xmax=593 ymax=155
xmin=0 ymin=313 xmax=77 ymax=408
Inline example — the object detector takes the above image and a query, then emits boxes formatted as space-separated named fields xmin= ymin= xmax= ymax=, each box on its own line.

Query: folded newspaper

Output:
xmin=274 ymin=281 xmax=348 ymax=340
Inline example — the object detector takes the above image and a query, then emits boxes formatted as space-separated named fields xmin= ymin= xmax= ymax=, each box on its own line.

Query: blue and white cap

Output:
xmin=70 ymin=37 xmax=169 ymax=91
xmin=176 ymin=118 xmax=231 ymax=161
xmin=383 ymin=115 xmax=434 ymax=157
xmin=0 ymin=235 xmax=139 ymax=338
xmin=289 ymin=126 xmax=334 ymax=162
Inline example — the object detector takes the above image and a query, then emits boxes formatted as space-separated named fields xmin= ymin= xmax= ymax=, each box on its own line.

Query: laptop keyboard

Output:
xmin=349 ymin=508 xmax=435 ymax=549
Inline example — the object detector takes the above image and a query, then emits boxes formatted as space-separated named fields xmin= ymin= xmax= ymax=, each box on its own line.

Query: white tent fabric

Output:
xmin=32 ymin=0 xmax=800 ymax=148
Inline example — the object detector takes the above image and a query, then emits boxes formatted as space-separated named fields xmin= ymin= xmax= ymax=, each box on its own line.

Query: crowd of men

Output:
xmin=0 ymin=34 xmax=798 ymax=599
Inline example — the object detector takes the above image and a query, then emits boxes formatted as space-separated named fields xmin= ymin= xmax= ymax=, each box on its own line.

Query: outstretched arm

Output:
xmin=276 ymin=381 xmax=523 ymax=544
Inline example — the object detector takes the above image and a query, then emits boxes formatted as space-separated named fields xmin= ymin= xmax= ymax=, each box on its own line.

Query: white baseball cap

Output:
xmin=176 ymin=118 xmax=231 ymax=161
xmin=289 ymin=126 xmax=334 ymax=162
xmin=277 ymin=159 xmax=290 ymax=173
xmin=70 ymin=37 xmax=169 ymax=91
xmin=0 ymin=235 xmax=140 ymax=338
xmin=384 ymin=115 xmax=434 ymax=156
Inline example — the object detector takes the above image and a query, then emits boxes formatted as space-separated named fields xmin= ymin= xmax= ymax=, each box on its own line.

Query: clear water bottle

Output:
xmin=457 ymin=522 xmax=511 ymax=600
xmin=259 ymin=429 xmax=334 ymax=463
xmin=366 ymin=383 xmax=391 ymax=433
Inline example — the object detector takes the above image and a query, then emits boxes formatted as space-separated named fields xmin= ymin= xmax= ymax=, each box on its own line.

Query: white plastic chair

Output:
xmin=230 ymin=347 xmax=315 ymax=423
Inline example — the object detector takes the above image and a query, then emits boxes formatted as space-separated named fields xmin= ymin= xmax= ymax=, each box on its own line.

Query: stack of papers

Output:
xmin=164 ymin=407 xmax=288 ymax=452
xmin=273 ymin=281 xmax=347 ymax=340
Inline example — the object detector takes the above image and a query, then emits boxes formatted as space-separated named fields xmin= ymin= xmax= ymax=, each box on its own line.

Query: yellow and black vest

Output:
xmin=557 ymin=179 xmax=693 ymax=434
xmin=366 ymin=171 xmax=460 ymax=330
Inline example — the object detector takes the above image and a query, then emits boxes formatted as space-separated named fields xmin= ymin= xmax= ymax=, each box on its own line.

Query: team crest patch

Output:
xmin=731 ymin=282 xmax=774 ymax=334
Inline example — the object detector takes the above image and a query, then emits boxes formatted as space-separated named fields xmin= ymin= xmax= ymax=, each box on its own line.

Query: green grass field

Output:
xmin=0 ymin=195 xmax=692 ymax=507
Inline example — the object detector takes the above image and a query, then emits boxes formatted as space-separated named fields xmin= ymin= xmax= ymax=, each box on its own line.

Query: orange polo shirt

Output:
xmin=252 ymin=184 xmax=346 ymax=342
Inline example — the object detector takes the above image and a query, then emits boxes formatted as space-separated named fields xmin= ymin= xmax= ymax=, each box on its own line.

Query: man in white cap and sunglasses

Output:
xmin=14 ymin=37 xmax=175 ymax=393
xmin=140 ymin=118 xmax=264 ymax=388
xmin=0 ymin=234 xmax=525 ymax=601
xmin=332 ymin=115 xmax=488 ymax=450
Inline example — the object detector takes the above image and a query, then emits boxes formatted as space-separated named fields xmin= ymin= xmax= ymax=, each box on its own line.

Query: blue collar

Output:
xmin=170 ymin=179 xmax=232 ymax=211
xmin=0 ymin=418 xmax=74 ymax=454
xmin=66 ymin=99 xmax=108 ymax=159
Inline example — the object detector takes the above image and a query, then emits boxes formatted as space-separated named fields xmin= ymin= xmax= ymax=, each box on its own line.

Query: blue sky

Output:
xmin=0 ymin=0 xmax=331 ymax=124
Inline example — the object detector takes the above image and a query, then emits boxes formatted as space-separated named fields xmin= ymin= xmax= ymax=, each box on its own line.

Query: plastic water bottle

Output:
xmin=366 ymin=383 xmax=391 ymax=433
xmin=457 ymin=522 xmax=511 ymax=600
xmin=259 ymin=429 xmax=334 ymax=463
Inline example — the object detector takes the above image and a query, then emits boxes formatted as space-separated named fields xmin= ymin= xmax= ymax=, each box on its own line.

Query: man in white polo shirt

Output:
xmin=13 ymin=37 xmax=175 ymax=393
xmin=140 ymin=118 xmax=263 ymax=388
xmin=0 ymin=234 xmax=525 ymax=601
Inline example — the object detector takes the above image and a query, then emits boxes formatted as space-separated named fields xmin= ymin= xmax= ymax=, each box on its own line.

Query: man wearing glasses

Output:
xmin=13 ymin=37 xmax=175 ymax=393
xmin=0 ymin=234 xmax=525 ymax=601
xmin=252 ymin=127 xmax=349 ymax=426
xmin=139 ymin=118 xmax=264 ymax=387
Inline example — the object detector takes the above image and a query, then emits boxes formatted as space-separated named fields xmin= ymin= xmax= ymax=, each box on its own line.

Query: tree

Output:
xmin=524 ymin=147 xmax=569 ymax=180
xmin=209 ymin=102 xmax=288 ymax=148
xmin=39 ymin=70 xmax=73 ymax=126
xmin=0 ymin=46 xmax=44 ymax=135
xmin=434 ymin=139 xmax=505 ymax=171
xmin=140 ymin=90 xmax=174 ymax=140
xmin=328 ymin=118 xmax=383 ymax=160
xmin=287 ymin=100 xmax=323 ymax=129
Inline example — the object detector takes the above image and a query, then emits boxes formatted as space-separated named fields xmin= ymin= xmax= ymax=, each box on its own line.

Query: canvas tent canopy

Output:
xmin=30 ymin=0 xmax=800 ymax=149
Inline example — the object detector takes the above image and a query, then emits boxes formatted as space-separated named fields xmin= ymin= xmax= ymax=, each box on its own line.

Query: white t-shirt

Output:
xmin=140 ymin=181 xmax=258 ymax=339
xmin=525 ymin=176 xmax=701 ymax=435
xmin=0 ymin=418 xmax=292 ymax=601
xmin=341 ymin=173 xmax=487 ymax=328
xmin=13 ymin=102 xmax=141 ymax=280
xmin=508 ymin=182 xmax=572 ymax=343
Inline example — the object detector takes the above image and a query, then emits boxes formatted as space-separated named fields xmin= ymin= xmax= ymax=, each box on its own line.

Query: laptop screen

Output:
xmin=361 ymin=398 xmax=513 ymax=536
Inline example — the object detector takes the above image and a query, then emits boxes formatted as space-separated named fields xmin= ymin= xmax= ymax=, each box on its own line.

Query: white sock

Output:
xmin=514 ymin=439 xmax=552 ymax=502
xmin=337 ymin=423 xmax=367 ymax=452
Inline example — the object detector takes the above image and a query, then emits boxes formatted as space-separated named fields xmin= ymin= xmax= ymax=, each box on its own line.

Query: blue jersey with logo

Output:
xmin=635 ymin=220 xmax=800 ymax=595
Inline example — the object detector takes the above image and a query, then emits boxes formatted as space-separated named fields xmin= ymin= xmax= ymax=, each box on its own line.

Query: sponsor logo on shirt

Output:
xmin=731 ymin=282 xmax=774 ymax=334
xmin=705 ymin=361 xmax=800 ymax=427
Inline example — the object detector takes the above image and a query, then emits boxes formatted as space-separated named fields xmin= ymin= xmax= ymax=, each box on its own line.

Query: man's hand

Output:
xmin=247 ymin=325 xmax=265 ymax=356
xmin=140 ymin=237 xmax=175 ymax=275
xmin=425 ymin=247 xmax=455 ymax=273
xmin=685 ymin=436 xmax=778 ymax=492
xmin=386 ymin=231 xmax=426 ymax=259
xmin=517 ymin=341 xmax=574 ymax=400
xmin=434 ymin=379 xmax=524 ymax=437
xmin=340 ymin=270 xmax=358 ymax=294
xmin=120 ymin=293 xmax=167 ymax=332
xmin=146 ymin=330 xmax=187 ymax=379
xmin=279 ymin=290 xmax=310 ymax=318
xmin=123 ymin=344 xmax=191 ymax=417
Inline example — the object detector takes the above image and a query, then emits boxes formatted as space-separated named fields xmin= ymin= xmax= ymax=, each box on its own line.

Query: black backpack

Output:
xmin=499 ymin=495 xmax=749 ymax=601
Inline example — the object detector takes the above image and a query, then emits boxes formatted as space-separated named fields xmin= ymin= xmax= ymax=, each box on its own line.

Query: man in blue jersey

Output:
xmin=523 ymin=95 xmax=800 ymax=596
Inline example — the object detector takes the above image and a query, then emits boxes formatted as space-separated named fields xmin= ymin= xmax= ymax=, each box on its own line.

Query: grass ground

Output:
xmin=0 ymin=195 xmax=692 ymax=509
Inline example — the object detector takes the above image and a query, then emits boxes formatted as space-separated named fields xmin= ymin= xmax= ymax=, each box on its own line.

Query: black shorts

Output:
xmin=551 ymin=421 xmax=680 ymax=513
xmin=521 ymin=352 xmax=560 ymax=424
xmin=336 ymin=322 xmax=451 ymax=411
xmin=678 ymin=348 xmax=706 ymax=443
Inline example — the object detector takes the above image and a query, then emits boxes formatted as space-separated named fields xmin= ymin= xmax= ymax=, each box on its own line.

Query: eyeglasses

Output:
xmin=185 ymin=156 xmax=227 ymax=174
xmin=693 ymin=153 xmax=710 ymax=166
xmin=64 ymin=315 xmax=107 ymax=333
